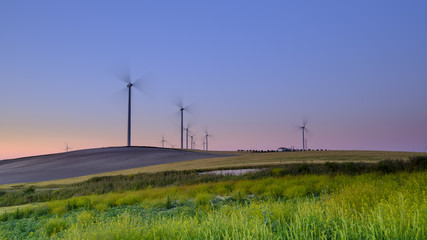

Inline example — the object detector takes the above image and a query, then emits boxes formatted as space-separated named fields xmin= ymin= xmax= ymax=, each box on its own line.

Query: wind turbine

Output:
xmin=65 ymin=144 xmax=71 ymax=153
xmin=299 ymin=121 xmax=308 ymax=151
xmin=184 ymin=123 xmax=193 ymax=149
xmin=161 ymin=136 xmax=167 ymax=148
xmin=205 ymin=130 xmax=211 ymax=151
xmin=176 ymin=101 xmax=191 ymax=149
xmin=185 ymin=127 xmax=189 ymax=149
xmin=114 ymin=64 xmax=145 ymax=147
xmin=190 ymin=132 xmax=196 ymax=150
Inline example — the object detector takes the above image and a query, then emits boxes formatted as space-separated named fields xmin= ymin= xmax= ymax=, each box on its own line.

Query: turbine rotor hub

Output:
xmin=127 ymin=83 xmax=133 ymax=88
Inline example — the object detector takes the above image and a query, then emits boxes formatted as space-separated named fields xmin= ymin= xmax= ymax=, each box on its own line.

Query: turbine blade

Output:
xmin=132 ymin=72 xmax=153 ymax=95
xmin=109 ymin=60 xmax=131 ymax=84
xmin=169 ymin=95 xmax=183 ymax=108
xmin=186 ymin=121 xmax=194 ymax=129
xmin=184 ymin=102 xmax=197 ymax=113
xmin=132 ymin=77 xmax=146 ymax=94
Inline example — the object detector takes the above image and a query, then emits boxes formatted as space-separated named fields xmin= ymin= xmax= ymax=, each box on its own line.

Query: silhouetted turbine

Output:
xmin=113 ymin=64 xmax=145 ymax=147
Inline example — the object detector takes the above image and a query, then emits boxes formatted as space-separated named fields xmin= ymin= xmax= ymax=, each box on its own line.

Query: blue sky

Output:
xmin=1 ymin=1 xmax=427 ymax=159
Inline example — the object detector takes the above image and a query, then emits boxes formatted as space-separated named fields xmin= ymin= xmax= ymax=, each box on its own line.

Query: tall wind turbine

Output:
xmin=114 ymin=64 xmax=145 ymax=147
xmin=126 ymin=82 xmax=133 ymax=147
xmin=299 ymin=121 xmax=308 ymax=151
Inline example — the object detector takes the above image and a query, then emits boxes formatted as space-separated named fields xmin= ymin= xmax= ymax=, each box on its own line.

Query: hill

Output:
xmin=0 ymin=147 xmax=231 ymax=184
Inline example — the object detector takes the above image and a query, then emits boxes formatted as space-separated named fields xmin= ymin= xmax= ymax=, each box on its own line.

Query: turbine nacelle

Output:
xmin=127 ymin=83 xmax=133 ymax=88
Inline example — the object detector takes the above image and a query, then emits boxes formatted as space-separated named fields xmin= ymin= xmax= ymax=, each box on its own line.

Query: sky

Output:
xmin=1 ymin=1 xmax=427 ymax=159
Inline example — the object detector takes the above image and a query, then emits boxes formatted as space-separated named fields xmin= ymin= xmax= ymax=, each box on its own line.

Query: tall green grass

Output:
xmin=1 ymin=171 xmax=425 ymax=239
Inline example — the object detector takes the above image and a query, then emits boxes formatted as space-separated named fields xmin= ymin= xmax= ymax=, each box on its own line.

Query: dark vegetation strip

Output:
xmin=0 ymin=156 xmax=425 ymax=208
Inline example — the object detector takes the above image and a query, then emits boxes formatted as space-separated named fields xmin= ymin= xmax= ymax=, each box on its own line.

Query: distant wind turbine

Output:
xmin=185 ymin=127 xmax=189 ymax=149
xmin=185 ymin=123 xmax=193 ymax=149
xmin=205 ymin=130 xmax=211 ymax=151
xmin=190 ymin=132 xmax=196 ymax=150
xmin=161 ymin=136 xmax=167 ymax=148
xmin=175 ymin=100 xmax=191 ymax=149
xmin=299 ymin=121 xmax=309 ymax=151
xmin=65 ymin=144 xmax=71 ymax=153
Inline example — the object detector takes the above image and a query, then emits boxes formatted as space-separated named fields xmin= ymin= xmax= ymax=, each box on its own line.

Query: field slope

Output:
xmin=0 ymin=147 xmax=231 ymax=185
xmin=1 ymin=150 xmax=418 ymax=188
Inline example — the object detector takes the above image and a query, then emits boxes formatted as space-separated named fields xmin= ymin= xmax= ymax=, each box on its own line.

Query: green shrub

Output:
xmin=77 ymin=210 xmax=95 ymax=226
xmin=271 ymin=168 xmax=285 ymax=176
xmin=45 ymin=217 xmax=68 ymax=236
xmin=408 ymin=155 xmax=427 ymax=170
xmin=24 ymin=186 xmax=35 ymax=195
xmin=34 ymin=204 xmax=50 ymax=217
xmin=94 ymin=202 xmax=108 ymax=212
xmin=165 ymin=195 xmax=174 ymax=209
xmin=195 ymin=193 xmax=211 ymax=206
xmin=284 ymin=185 xmax=307 ymax=199
xmin=298 ymin=164 xmax=310 ymax=173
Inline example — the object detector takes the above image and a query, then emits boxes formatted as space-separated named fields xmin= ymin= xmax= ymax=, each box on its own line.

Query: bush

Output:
xmin=377 ymin=160 xmax=404 ymax=173
xmin=45 ymin=217 xmax=68 ymax=236
xmin=24 ymin=186 xmax=35 ymax=195
xmin=271 ymin=168 xmax=285 ymax=177
xmin=298 ymin=164 xmax=310 ymax=173
xmin=165 ymin=195 xmax=174 ymax=209
xmin=408 ymin=156 xmax=427 ymax=170
xmin=195 ymin=193 xmax=212 ymax=206
xmin=77 ymin=210 xmax=95 ymax=226
xmin=34 ymin=204 xmax=50 ymax=218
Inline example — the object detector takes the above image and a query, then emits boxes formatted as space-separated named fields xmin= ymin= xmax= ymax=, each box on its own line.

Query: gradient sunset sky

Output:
xmin=1 ymin=1 xmax=427 ymax=159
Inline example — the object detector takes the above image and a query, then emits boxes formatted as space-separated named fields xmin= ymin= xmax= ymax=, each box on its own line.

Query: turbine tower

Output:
xmin=161 ymin=136 xmax=166 ymax=148
xmin=113 ymin=63 xmax=145 ymax=147
xmin=126 ymin=82 xmax=133 ymax=147
xmin=180 ymin=106 xmax=184 ymax=149
xmin=300 ymin=121 xmax=308 ymax=151
xmin=176 ymin=102 xmax=191 ymax=149
xmin=185 ymin=127 xmax=189 ymax=149
xmin=65 ymin=144 xmax=71 ymax=152
xmin=185 ymin=124 xmax=192 ymax=149
xmin=190 ymin=132 xmax=196 ymax=150
xmin=205 ymin=131 xmax=211 ymax=151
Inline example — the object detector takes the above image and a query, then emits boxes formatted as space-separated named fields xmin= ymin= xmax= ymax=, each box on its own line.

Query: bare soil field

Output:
xmin=0 ymin=147 xmax=231 ymax=184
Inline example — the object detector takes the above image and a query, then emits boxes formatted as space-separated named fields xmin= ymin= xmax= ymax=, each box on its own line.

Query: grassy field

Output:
xmin=0 ymin=171 xmax=425 ymax=239
xmin=0 ymin=151 xmax=425 ymax=239
xmin=0 ymin=150 xmax=418 ymax=189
